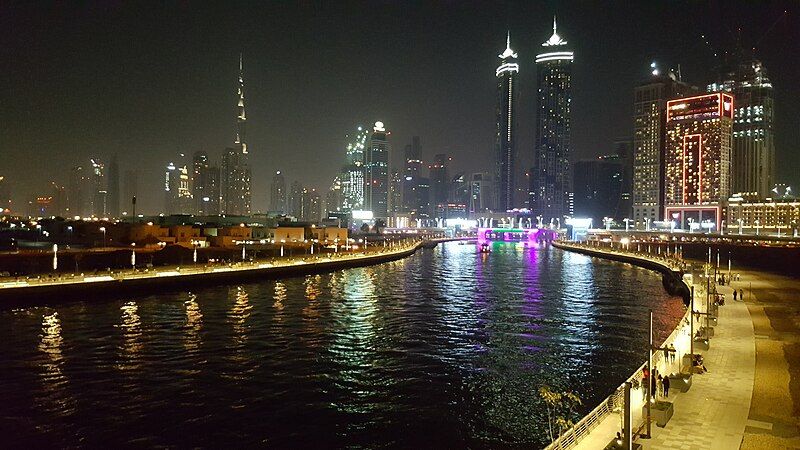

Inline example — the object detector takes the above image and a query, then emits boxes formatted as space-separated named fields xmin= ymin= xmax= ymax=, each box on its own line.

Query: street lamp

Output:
xmin=755 ymin=219 xmax=761 ymax=236
xmin=644 ymin=217 xmax=650 ymax=232
xmin=99 ymin=226 xmax=106 ymax=247
xmin=52 ymin=244 xmax=58 ymax=271
xmin=131 ymin=243 xmax=136 ymax=269
xmin=280 ymin=239 xmax=285 ymax=257
xmin=623 ymin=218 xmax=631 ymax=232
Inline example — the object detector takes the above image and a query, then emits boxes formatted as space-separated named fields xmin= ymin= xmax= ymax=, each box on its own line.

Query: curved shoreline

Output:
xmin=552 ymin=240 xmax=690 ymax=303
xmin=0 ymin=240 xmax=441 ymax=306
xmin=546 ymin=240 xmax=694 ymax=449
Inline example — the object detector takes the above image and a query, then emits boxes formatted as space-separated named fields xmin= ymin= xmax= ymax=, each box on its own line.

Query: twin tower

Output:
xmin=496 ymin=18 xmax=573 ymax=224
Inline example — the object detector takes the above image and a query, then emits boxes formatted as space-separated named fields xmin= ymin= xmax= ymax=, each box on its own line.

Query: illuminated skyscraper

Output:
xmin=430 ymin=154 xmax=451 ymax=215
xmin=221 ymin=54 xmax=252 ymax=215
xmin=340 ymin=126 xmax=368 ymax=212
xmin=402 ymin=136 xmax=428 ymax=216
xmin=664 ymin=93 xmax=734 ymax=230
xmin=193 ymin=151 xmax=220 ymax=215
xmin=531 ymin=18 xmax=573 ymax=221
xmin=90 ymin=158 xmax=107 ymax=217
xmin=633 ymin=69 xmax=699 ymax=224
xmin=289 ymin=181 xmax=303 ymax=218
xmin=270 ymin=170 xmax=287 ymax=214
xmin=495 ymin=32 xmax=519 ymax=212
xmin=364 ymin=121 xmax=390 ymax=218
xmin=165 ymin=153 xmax=193 ymax=215
xmin=708 ymin=59 xmax=775 ymax=199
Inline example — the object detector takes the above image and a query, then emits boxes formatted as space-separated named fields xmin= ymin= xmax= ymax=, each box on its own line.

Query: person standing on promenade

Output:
xmin=642 ymin=368 xmax=650 ymax=400
xmin=663 ymin=375 xmax=670 ymax=397
xmin=669 ymin=344 xmax=676 ymax=364
xmin=734 ymin=289 xmax=738 ymax=301
xmin=657 ymin=374 xmax=664 ymax=398
xmin=740 ymin=288 xmax=744 ymax=301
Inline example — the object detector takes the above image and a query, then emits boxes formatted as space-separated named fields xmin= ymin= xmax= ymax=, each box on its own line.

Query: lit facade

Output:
xmin=193 ymin=151 xmax=220 ymax=215
xmin=165 ymin=154 xmax=193 ymax=215
xmin=531 ymin=18 xmax=572 ymax=222
xmin=364 ymin=121 xmax=390 ymax=218
xmin=727 ymin=199 xmax=800 ymax=235
xmin=632 ymin=73 xmax=699 ymax=224
xmin=430 ymin=153 xmax=450 ymax=217
xmin=221 ymin=54 xmax=252 ymax=215
xmin=495 ymin=32 xmax=519 ymax=212
xmin=340 ymin=126 xmax=368 ymax=212
xmin=664 ymin=93 xmax=734 ymax=229
xmin=270 ymin=170 xmax=287 ymax=214
xmin=708 ymin=59 xmax=775 ymax=199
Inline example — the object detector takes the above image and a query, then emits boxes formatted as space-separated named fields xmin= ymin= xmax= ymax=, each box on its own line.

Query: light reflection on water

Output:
xmin=0 ymin=242 xmax=684 ymax=447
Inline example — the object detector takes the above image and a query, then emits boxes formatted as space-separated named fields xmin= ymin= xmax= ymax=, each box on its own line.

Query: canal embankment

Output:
xmin=0 ymin=239 xmax=462 ymax=305
xmin=549 ymin=240 xmax=756 ymax=450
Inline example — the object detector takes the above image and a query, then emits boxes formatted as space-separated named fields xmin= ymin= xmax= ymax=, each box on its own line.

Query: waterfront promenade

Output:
xmin=552 ymin=241 xmax=758 ymax=450
xmin=0 ymin=238 xmax=460 ymax=303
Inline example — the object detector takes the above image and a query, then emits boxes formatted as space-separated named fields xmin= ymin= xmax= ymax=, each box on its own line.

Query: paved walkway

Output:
xmin=642 ymin=284 xmax=756 ymax=449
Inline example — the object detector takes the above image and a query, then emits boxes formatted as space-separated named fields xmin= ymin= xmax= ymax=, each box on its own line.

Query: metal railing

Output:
xmin=545 ymin=241 xmax=694 ymax=449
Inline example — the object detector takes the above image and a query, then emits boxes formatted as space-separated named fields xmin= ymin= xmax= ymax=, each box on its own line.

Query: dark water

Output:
xmin=0 ymin=242 xmax=684 ymax=448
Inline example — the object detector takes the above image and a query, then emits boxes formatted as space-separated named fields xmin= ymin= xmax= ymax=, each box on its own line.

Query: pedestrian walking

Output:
xmin=663 ymin=375 xmax=671 ymax=397
xmin=733 ymin=290 xmax=738 ymax=301
xmin=740 ymin=288 xmax=744 ymax=301
xmin=669 ymin=344 xmax=676 ymax=364
xmin=657 ymin=374 xmax=663 ymax=398
xmin=651 ymin=372 xmax=657 ymax=399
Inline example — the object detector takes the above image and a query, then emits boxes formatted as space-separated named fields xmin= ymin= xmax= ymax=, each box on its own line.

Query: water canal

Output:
xmin=0 ymin=241 xmax=685 ymax=447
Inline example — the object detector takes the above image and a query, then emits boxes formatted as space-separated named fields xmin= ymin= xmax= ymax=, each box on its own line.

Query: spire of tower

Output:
xmin=235 ymin=53 xmax=247 ymax=153
xmin=543 ymin=15 xmax=567 ymax=47
xmin=498 ymin=30 xmax=518 ymax=59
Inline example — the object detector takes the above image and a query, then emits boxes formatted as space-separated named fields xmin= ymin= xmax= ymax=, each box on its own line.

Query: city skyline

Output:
xmin=2 ymin=2 xmax=799 ymax=214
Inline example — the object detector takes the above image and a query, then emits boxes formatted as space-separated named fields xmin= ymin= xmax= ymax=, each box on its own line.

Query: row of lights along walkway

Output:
xmin=548 ymin=239 xmax=756 ymax=450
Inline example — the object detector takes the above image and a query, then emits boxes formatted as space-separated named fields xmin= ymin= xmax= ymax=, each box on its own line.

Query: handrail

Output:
xmin=544 ymin=241 xmax=692 ymax=450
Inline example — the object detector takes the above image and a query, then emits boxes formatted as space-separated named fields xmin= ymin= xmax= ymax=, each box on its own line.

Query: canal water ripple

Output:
xmin=0 ymin=242 xmax=684 ymax=448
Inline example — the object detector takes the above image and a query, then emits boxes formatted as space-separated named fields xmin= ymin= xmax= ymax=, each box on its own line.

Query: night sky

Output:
xmin=2 ymin=1 xmax=798 ymax=214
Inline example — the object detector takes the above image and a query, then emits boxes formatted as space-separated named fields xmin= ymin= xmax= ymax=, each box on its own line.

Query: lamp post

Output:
xmin=241 ymin=241 xmax=246 ymax=262
xmin=645 ymin=217 xmax=650 ymax=232
xmin=192 ymin=240 xmax=198 ymax=264
xmin=131 ymin=243 xmax=136 ymax=269
xmin=280 ymin=239 xmax=285 ymax=257
xmin=52 ymin=244 xmax=58 ymax=271
xmin=755 ymin=219 xmax=761 ymax=236
xmin=624 ymin=218 xmax=631 ymax=232
xmin=99 ymin=226 xmax=106 ymax=248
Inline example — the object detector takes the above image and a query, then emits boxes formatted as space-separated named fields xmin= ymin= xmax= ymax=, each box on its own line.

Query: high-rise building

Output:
xmin=708 ymin=59 xmax=775 ymax=199
xmin=165 ymin=154 xmax=193 ymax=215
xmin=122 ymin=169 xmax=139 ymax=216
xmin=573 ymin=155 xmax=624 ymax=225
xmin=451 ymin=172 xmax=469 ymax=207
xmin=192 ymin=151 xmax=220 ymax=215
xmin=495 ymin=32 xmax=519 ymax=212
xmin=0 ymin=176 xmax=10 ymax=213
xmin=430 ymin=154 xmax=451 ymax=216
xmin=90 ymin=158 xmax=107 ymax=217
xmin=364 ymin=121 xmax=390 ymax=218
xmin=632 ymin=70 xmax=699 ymax=225
xmin=308 ymin=189 xmax=322 ymax=223
xmin=221 ymin=55 xmax=252 ymax=215
xmin=68 ymin=166 xmax=92 ymax=217
xmin=270 ymin=170 xmax=287 ymax=214
xmin=664 ymin=92 xmax=734 ymax=230
xmin=107 ymin=155 xmax=120 ymax=217
xmin=531 ymin=18 xmax=573 ymax=222
xmin=401 ymin=136 xmax=429 ymax=216
xmin=289 ymin=181 xmax=303 ymax=218
xmin=340 ymin=126 xmax=369 ymax=212
xmin=469 ymin=172 xmax=494 ymax=214
xmin=614 ymin=138 xmax=634 ymax=219
xmin=389 ymin=170 xmax=402 ymax=214
xmin=326 ymin=177 xmax=342 ymax=217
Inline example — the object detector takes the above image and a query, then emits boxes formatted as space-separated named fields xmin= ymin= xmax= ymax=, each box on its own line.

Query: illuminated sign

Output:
xmin=667 ymin=93 xmax=734 ymax=122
